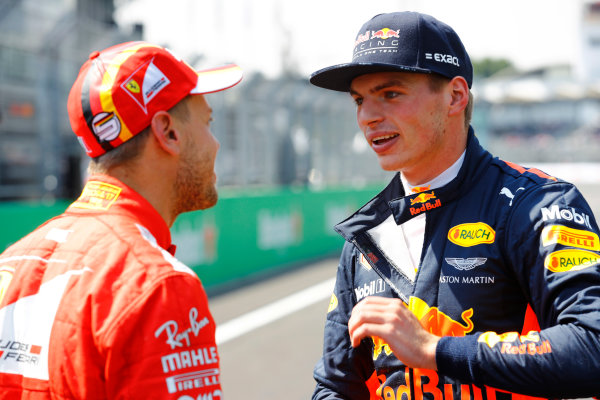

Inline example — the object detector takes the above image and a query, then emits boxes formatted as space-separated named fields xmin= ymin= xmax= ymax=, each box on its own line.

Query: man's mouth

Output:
xmin=372 ymin=134 xmax=399 ymax=146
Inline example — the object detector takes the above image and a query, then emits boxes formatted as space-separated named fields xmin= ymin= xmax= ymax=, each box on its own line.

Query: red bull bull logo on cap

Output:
xmin=354 ymin=27 xmax=403 ymax=60
xmin=354 ymin=28 xmax=400 ymax=47
xmin=371 ymin=28 xmax=400 ymax=39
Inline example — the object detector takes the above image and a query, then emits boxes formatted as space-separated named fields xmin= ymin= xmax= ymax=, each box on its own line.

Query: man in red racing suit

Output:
xmin=0 ymin=41 xmax=242 ymax=399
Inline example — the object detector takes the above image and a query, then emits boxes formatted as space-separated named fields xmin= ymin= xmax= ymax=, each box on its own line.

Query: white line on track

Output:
xmin=215 ymin=277 xmax=336 ymax=345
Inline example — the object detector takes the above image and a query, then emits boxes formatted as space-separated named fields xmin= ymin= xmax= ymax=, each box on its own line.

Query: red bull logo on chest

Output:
xmin=410 ymin=192 xmax=436 ymax=205
xmin=409 ymin=297 xmax=474 ymax=337
xmin=409 ymin=192 xmax=441 ymax=216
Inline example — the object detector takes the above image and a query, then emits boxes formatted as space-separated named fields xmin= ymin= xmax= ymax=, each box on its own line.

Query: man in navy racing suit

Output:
xmin=309 ymin=11 xmax=600 ymax=399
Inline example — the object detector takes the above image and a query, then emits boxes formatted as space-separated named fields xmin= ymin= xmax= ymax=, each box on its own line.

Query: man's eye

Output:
xmin=384 ymin=91 xmax=400 ymax=99
xmin=353 ymin=97 xmax=363 ymax=106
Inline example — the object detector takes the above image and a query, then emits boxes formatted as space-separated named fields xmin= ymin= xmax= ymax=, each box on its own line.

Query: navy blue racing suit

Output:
xmin=313 ymin=129 xmax=600 ymax=400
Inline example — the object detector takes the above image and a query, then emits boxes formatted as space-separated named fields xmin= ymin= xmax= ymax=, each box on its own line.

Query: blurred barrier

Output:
xmin=171 ymin=185 xmax=380 ymax=290
xmin=0 ymin=200 xmax=71 ymax=249
xmin=0 ymin=185 xmax=381 ymax=289
xmin=3 ymin=176 xmax=600 ymax=291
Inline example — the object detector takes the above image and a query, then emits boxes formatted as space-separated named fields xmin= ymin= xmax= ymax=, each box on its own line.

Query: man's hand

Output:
xmin=348 ymin=296 xmax=440 ymax=370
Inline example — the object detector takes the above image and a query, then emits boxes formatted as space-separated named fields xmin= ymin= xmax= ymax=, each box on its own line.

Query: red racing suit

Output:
xmin=0 ymin=175 xmax=222 ymax=399
xmin=313 ymin=129 xmax=600 ymax=399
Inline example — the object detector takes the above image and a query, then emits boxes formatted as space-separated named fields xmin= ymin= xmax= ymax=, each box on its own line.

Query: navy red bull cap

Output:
xmin=68 ymin=41 xmax=243 ymax=157
xmin=310 ymin=12 xmax=473 ymax=91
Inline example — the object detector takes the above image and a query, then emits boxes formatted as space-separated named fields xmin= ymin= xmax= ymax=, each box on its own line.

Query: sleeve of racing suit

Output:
xmin=436 ymin=182 xmax=600 ymax=398
xmin=101 ymin=273 xmax=222 ymax=399
xmin=312 ymin=243 xmax=375 ymax=400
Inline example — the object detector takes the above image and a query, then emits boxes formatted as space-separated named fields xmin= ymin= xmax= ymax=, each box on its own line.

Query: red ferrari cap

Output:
xmin=67 ymin=41 xmax=243 ymax=157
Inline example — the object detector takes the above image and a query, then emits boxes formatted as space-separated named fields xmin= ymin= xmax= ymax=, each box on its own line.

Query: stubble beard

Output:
xmin=172 ymin=149 xmax=218 ymax=217
xmin=384 ymin=102 xmax=448 ymax=177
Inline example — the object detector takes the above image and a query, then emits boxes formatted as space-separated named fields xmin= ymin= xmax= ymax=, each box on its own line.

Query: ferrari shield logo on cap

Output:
xmin=121 ymin=57 xmax=171 ymax=114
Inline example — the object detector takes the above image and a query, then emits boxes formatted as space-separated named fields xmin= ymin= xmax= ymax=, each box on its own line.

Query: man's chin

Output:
xmin=201 ymin=196 xmax=218 ymax=210
xmin=378 ymin=159 xmax=402 ymax=172
xmin=174 ymin=187 xmax=218 ymax=215
xmin=197 ymin=190 xmax=218 ymax=210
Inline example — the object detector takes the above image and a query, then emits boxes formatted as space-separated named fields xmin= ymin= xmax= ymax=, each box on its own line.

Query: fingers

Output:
xmin=348 ymin=296 xmax=405 ymax=347
xmin=349 ymin=321 xmax=391 ymax=347
xmin=347 ymin=296 xmax=441 ymax=370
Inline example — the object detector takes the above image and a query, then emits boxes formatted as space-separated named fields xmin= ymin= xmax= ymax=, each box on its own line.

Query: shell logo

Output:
xmin=448 ymin=222 xmax=495 ymax=247
xmin=0 ymin=266 xmax=15 ymax=304
xmin=359 ymin=253 xmax=371 ymax=270
xmin=544 ymin=249 xmax=600 ymax=272
xmin=327 ymin=293 xmax=338 ymax=313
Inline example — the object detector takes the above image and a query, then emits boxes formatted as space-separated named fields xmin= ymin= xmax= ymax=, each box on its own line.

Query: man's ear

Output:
xmin=150 ymin=110 xmax=182 ymax=155
xmin=447 ymin=76 xmax=469 ymax=117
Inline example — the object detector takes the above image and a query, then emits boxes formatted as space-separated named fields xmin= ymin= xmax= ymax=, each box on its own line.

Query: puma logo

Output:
xmin=499 ymin=187 xmax=524 ymax=206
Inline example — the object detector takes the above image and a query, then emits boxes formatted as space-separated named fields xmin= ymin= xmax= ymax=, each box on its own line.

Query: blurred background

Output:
xmin=3 ymin=0 xmax=600 ymax=201
xmin=2 ymin=1 xmax=600 ymax=398
xmin=3 ymin=0 xmax=600 ymax=282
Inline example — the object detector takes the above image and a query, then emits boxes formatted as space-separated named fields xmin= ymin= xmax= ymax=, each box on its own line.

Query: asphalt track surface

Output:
xmin=209 ymin=257 xmax=337 ymax=400
xmin=207 ymin=182 xmax=600 ymax=400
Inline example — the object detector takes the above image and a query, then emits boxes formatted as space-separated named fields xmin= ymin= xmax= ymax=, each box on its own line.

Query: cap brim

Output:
xmin=309 ymin=63 xmax=431 ymax=92
xmin=192 ymin=63 xmax=243 ymax=94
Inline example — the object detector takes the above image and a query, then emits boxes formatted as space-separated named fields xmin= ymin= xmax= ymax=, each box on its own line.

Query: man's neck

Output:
xmin=99 ymin=162 xmax=178 ymax=227
xmin=402 ymin=149 xmax=466 ymax=193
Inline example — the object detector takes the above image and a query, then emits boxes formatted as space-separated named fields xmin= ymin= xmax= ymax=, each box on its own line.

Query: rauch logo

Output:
xmin=448 ymin=222 xmax=495 ymax=247
xmin=544 ymin=249 xmax=600 ymax=272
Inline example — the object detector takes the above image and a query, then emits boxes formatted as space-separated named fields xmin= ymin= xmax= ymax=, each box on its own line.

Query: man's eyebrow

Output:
xmin=350 ymin=79 xmax=408 ymax=96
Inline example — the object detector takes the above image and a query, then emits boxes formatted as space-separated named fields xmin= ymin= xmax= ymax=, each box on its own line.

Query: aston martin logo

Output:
xmin=445 ymin=257 xmax=487 ymax=271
